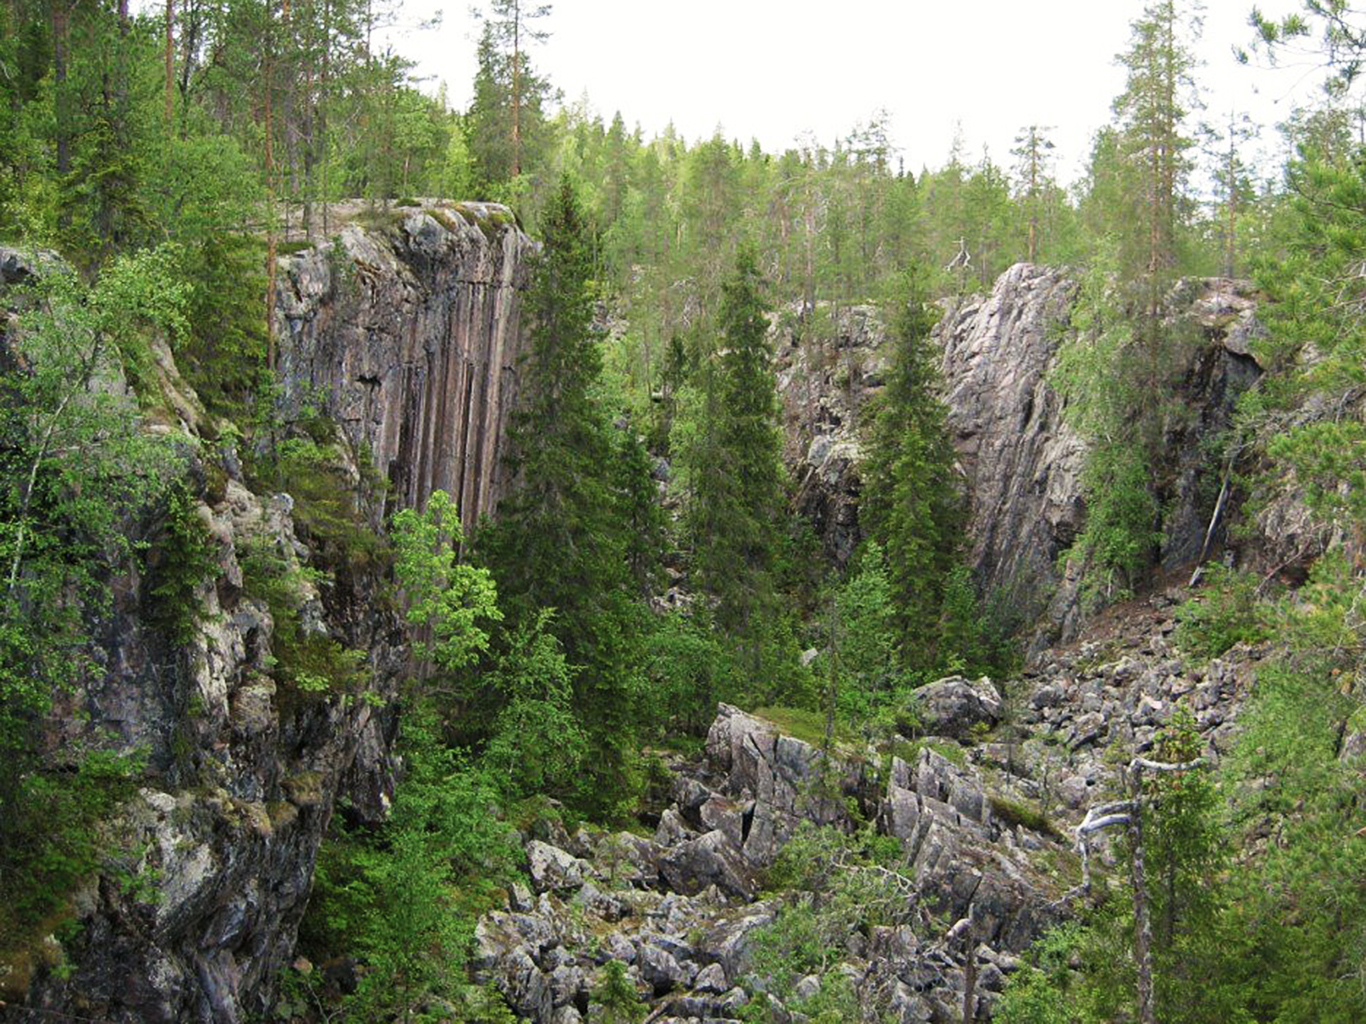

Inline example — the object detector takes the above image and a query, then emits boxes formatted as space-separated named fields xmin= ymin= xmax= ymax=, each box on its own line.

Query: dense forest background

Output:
xmin=2 ymin=0 xmax=1366 ymax=1020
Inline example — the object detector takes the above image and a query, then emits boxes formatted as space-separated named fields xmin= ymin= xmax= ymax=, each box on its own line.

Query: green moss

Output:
xmin=278 ymin=240 xmax=315 ymax=256
xmin=449 ymin=202 xmax=514 ymax=243
xmin=989 ymin=793 xmax=1062 ymax=838
xmin=882 ymin=736 xmax=968 ymax=768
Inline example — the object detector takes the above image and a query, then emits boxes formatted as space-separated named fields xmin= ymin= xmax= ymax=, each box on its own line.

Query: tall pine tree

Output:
xmin=677 ymin=246 xmax=791 ymax=692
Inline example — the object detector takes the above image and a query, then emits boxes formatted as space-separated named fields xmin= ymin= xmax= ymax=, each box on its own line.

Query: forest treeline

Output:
xmin=2 ymin=0 xmax=1366 ymax=1021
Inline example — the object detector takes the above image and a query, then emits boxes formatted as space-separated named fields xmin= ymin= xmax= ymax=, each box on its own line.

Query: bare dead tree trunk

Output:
xmin=1130 ymin=772 xmax=1157 ymax=1024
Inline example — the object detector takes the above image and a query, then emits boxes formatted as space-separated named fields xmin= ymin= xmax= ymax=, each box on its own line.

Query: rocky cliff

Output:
xmin=0 ymin=210 xmax=533 ymax=1023
xmin=775 ymin=266 xmax=1265 ymax=641
xmin=941 ymin=268 xmax=1263 ymax=640
xmin=276 ymin=201 xmax=533 ymax=524
xmin=773 ymin=305 xmax=888 ymax=566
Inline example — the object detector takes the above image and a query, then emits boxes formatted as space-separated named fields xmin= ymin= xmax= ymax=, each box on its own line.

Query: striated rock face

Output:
xmin=275 ymin=201 xmax=533 ymax=524
xmin=940 ymin=266 xmax=1263 ymax=641
xmin=939 ymin=265 xmax=1084 ymax=629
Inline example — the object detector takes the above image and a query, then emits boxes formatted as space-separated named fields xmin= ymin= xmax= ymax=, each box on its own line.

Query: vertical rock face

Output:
xmin=275 ymin=202 xmax=533 ymax=524
xmin=774 ymin=265 xmax=1264 ymax=642
xmin=1 ymin=210 xmax=535 ymax=1022
xmin=940 ymin=266 xmax=1263 ymax=641
xmin=939 ymin=265 xmax=1087 ymax=629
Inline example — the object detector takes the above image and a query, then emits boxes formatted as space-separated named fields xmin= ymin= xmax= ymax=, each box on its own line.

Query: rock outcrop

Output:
xmin=276 ymin=201 xmax=533 ymax=525
xmin=474 ymin=703 xmax=1071 ymax=1023
xmin=473 ymin=585 xmax=1262 ymax=1022
xmin=940 ymin=267 xmax=1263 ymax=641
xmin=773 ymin=267 xmax=1264 ymax=641
xmin=773 ymin=304 xmax=888 ymax=566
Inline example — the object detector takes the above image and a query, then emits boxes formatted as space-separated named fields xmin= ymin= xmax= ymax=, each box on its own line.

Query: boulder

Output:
xmin=908 ymin=676 xmax=1002 ymax=738
xmin=527 ymin=840 xmax=587 ymax=894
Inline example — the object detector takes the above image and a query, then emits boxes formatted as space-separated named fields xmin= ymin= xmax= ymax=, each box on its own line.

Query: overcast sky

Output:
xmin=385 ymin=0 xmax=1326 ymax=188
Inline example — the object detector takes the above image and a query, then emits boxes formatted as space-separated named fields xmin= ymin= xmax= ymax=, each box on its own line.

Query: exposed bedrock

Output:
xmin=775 ymin=266 xmax=1265 ymax=641
xmin=275 ymin=201 xmax=534 ymax=525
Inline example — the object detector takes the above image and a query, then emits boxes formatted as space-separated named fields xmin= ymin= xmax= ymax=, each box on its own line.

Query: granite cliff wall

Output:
xmin=0 ymin=208 xmax=534 ymax=1023
xmin=276 ymin=201 xmax=533 ymax=524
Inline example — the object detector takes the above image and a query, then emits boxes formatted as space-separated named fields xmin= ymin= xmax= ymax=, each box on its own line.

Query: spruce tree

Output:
xmin=477 ymin=175 xmax=645 ymax=818
xmin=678 ymin=246 xmax=789 ymax=688
xmin=859 ymin=266 xmax=963 ymax=675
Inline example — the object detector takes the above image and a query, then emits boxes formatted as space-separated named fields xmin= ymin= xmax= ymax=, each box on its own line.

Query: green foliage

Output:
xmin=749 ymin=707 xmax=858 ymax=752
xmin=392 ymin=489 xmax=501 ymax=675
xmin=0 ymin=250 xmax=184 ymax=922
xmin=1174 ymin=566 xmax=1268 ymax=663
xmin=261 ymin=435 xmax=388 ymax=571
xmin=590 ymin=959 xmax=645 ymax=1024
xmin=481 ymin=611 xmax=587 ymax=801
xmin=0 ymin=750 xmax=143 ymax=947
xmin=301 ymin=705 xmax=522 ymax=1021
xmin=1221 ymin=550 xmax=1366 ymax=1022
xmin=1267 ymin=420 xmax=1366 ymax=526
xmin=1051 ymin=246 xmax=1165 ymax=605
xmin=477 ymin=176 xmax=653 ymax=820
xmin=744 ymin=822 xmax=911 ymax=1020
xmin=239 ymin=535 xmax=369 ymax=703
xmin=642 ymin=611 xmax=741 ymax=737
xmin=994 ymin=924 xmax=1093 ymax=1024
xmin=828 ymin=541 xmax=902 ymax=720
xmin=988 ymin=793 xmax=1060 ymax=838
xmin=144 ymin=482 xmax=222 ymax=645
xmin=674 ymin=245 xmax=798 ymax=696
xmin=859 ymin=266 xmax=964 ymax=674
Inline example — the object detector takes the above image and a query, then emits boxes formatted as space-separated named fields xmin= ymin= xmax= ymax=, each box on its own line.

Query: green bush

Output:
xmin=1174 ymin=566 xmax=1268 ymax=663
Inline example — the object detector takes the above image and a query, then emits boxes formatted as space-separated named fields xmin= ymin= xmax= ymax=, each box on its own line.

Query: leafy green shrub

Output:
xmin=0 ymin=750 xmax=143 ymax=948
xmin=642 ymin=611 xmax=741 ymax=737
xmin=239 ymin=536 xmax=369 ymax=703
xmin=994 ymin=924 xmax=1090 ymax=1024
xmin=261 ymin=436 xmax=388 ymax=572
xmin=1174 ymin=565 xmax=1268 ymax=663
xmin=299 ymin=708 xmax=521 ymax=1021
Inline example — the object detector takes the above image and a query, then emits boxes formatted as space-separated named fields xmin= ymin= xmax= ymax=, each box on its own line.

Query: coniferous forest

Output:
xmin=2 ymin=0 xmax=1366 ymax=1021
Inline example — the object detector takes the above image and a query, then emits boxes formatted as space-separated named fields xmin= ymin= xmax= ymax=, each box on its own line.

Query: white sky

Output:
xmin=383 ymin=0 xmax=1334 ymax=190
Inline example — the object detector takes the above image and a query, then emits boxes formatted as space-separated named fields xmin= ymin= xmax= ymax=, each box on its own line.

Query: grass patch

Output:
xmin=989 ymin=793 xmax=1062 ymax=838
xmin=751 ymin=706 xmax=859 ymax=749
